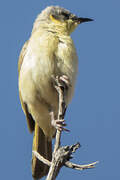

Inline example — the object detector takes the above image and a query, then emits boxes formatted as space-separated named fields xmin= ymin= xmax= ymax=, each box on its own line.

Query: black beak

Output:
xmin=72 ymin=16 xmax=94 ymax=24
xmin=78 ymin=17 xmax=94 ymax=24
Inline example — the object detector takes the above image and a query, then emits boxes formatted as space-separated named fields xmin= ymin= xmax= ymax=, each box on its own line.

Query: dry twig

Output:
xmin=32 ymin=76 xmax=98 ymax=180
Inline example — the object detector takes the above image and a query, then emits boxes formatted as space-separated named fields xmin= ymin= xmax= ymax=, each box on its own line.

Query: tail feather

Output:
xmin=32 ymin=124 xmax=52 ymax=179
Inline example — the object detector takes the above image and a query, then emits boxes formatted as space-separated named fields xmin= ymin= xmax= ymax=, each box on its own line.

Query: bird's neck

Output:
xmin=32 ymin=22 xmax=69 ymax=36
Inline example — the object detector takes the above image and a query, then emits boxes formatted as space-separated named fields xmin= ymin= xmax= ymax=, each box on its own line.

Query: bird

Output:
xmin=18 ymin=6 xmax=93 ymax=179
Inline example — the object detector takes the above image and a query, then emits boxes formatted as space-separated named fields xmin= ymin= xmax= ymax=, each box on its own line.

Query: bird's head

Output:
xmin=33 ymin=6 xmax=93 ymax=35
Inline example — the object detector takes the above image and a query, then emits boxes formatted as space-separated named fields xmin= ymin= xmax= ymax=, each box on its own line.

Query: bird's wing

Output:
xmin=18 ymin=40 xmax=35 ymax=133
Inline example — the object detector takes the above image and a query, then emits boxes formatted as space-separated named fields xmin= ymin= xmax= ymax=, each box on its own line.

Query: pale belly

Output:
xmin=19 ymin=35 xmax=78 ymax=138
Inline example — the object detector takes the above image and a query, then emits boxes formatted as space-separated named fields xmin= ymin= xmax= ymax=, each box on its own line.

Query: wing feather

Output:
xmin=18 ymin=40 xmax=35 ymax=133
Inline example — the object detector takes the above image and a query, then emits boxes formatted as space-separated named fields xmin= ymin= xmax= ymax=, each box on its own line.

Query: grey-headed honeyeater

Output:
xmin=18 ymin=6 xmax=93 ymax=179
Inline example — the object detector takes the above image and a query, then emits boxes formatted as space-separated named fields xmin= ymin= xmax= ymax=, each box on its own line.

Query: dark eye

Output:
xmin=61 ymin=12 xmax=70 ymax=20
xmin=51 ymin=10 xmax=70 ymax=22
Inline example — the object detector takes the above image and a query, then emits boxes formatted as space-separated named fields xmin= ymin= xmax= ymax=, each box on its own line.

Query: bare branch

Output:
xmin=32 ymin=151 xmax=51 ymax=166
xmin=46 ymin=76 xmax=66 ymax=180
xmin=33 ymin=75 xmax=98 ymax=180
xmin=53 ymin=84 xmax=64 ymax=152
xmin=65 ymin=161 xmax=99 ymax=170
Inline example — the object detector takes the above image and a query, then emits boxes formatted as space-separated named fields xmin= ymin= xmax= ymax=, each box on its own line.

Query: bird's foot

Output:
xmin=59 ymin=75 xmax=71 ymax=89
xmin=50 ymin=111 xmax=70 ymax=132
xmin=52 ymin=75 xmax=71 ymax=90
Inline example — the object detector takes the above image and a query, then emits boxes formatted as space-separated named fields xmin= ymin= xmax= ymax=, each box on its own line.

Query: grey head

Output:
xmin=35 ymin=6 xmax=72 ymax=22
xmin=32 ymin=6 xmax=93 ymax=34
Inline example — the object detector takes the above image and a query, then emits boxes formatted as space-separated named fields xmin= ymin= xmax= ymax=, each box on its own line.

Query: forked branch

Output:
xmin=32 ymin=76 xmax=98 ymax=180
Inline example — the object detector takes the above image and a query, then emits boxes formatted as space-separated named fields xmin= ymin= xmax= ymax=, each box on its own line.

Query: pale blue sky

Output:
xmin=0 ymin=0 xmax=120 ymax=179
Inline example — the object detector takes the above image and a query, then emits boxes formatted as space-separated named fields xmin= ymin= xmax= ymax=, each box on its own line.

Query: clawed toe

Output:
xmin=52 ymin=75 xmax=71 ymax=89
xmin=51 ymin=119 xmax=69 ymax=132
xmin=56 ymin=119 xmax=66 ymax=125
xmin=50 ymin=112 xmax=69 ymax=132
xmin=59 ymin=75 xmax=71 ymax=88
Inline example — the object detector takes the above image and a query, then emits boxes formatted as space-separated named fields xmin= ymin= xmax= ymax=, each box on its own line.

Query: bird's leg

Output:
xmin=51 ymin=74 xmax=71 ymax=91
xmin=50 ymin=75 xmax=71 ymax=132
xmin=50 ymin=111 xmax=69 ymax=132
xmin=59 ymin=75 xmax=71 ymax=89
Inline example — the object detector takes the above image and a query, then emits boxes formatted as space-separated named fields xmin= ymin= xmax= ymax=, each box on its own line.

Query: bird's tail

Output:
xmin=32 ymin=123 xmax=52 ymax=179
